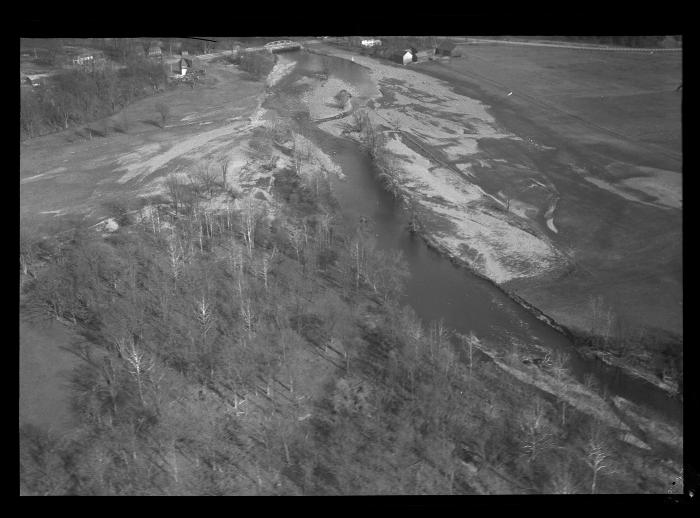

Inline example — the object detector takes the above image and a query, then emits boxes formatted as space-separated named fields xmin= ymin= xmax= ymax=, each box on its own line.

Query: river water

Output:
xmin=277 ymin=49 xmax=683 ymax=425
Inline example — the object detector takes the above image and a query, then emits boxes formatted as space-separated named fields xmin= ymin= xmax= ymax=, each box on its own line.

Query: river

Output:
xmin=275 ymin=49 xmax=683 ymax=425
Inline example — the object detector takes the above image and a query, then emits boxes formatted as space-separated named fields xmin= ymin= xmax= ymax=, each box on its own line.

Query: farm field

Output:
xmin=412 ymin=46 xmax=682 ymax=342
xmin=308 ymin=41 xmax=682 ymax=391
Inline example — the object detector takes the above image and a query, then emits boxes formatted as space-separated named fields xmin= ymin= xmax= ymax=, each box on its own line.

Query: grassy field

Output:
xmin=412 ymin=45 xmax=682 ymax=345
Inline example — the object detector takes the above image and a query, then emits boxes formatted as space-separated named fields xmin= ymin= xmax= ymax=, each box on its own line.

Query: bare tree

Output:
xmin=288 ymin=225 xmax=304 ymax=262
xmin=219 ymin=156 xmax=231 ymax=188
xmin=241 ymin=299 xmax=255 ymax=339
xmin=376 ymin=158 xmax=403 ymax=201
xmin=550 ymin=352 xmax=570 ymax=384
xmin=167 ymin=232 xmax=184 ymax=279
xmin=256 ymin=245 xmax=277 ymax=291
xmin=519 ymin=398 xmax=554 ymax=463
xmin=248 ymin=138 xmax=277 ymax=171
xmin=195 ymin=296 xmax=215 ymax=342
xmin=195 ymin=163 xmax=218 ymax=199
xmin=317 ymin=211 xmax=334 ymax=249
xmin=357 ymin=111 xmax=386 ymax=160
xmin=116 ymin=336 xmax=154 ymax=406
xmin=165 ymin=175 xmax=186 ymax=216
xmin=458 ymin=331 xmax=479 ymax=377
xmin=241 ymin=198 xmax=259 ymax=257
xmin=584 ymin=424 xmax=615 ymax=494
xmin=155 ymin=102 xmax=170 ymax=128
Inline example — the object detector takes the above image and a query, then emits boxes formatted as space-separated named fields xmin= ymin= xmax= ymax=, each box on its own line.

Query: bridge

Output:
xmin=262 ymin=40 xmax=303 ymax=53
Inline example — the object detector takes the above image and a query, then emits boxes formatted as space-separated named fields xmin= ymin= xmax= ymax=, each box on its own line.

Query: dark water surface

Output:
xmin=282 ymin=49 xmax=683 ymax=425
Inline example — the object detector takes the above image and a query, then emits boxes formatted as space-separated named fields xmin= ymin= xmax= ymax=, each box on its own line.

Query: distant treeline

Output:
xmin=20 ymin=59 xmax=168 ymax=140
xmin=511 ymin=35 xmax=682 ymax=48
xmin=21 ymin=38 xmax=219 ymax=64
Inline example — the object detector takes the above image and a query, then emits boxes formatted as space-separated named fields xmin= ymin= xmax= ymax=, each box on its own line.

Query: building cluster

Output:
xmin=340 ymin=37 xmax=462 ymax=65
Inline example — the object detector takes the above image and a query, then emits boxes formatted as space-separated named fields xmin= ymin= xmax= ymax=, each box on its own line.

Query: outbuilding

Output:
xmin=402 ymin=50 xmax=413 ymax=65
xmin=178 ymin=58 xmax=193 ymax=76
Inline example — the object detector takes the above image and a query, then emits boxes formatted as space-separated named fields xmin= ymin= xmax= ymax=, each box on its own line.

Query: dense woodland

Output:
xmin=19 ymin=112 xmax=677 ymax=494
xmin=20 ymin=59 xmax=168 ymax=140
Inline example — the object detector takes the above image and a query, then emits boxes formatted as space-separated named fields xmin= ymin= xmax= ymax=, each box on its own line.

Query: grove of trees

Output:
xmin=20 ymin=59 xmax=168 ymax=140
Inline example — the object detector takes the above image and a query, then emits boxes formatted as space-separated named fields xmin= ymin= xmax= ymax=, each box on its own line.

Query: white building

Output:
xmin=179 ymin=58 xmax=192 ymax=76
xmin=403 ymin=50 xmax=413 ymax=65
xmin=361 ymin=39 xmax=382 ymax=48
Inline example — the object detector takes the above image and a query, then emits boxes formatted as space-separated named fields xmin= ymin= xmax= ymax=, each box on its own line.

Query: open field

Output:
xmin=413 ymin=45 xmax=682 ymax=340
xmin=20 ymin=62 xmax=264 ymax=232
xmin=307 ymin=42 xmax=682 ymax=394
xmin=317 ymin=43 xmax=682 ymax=343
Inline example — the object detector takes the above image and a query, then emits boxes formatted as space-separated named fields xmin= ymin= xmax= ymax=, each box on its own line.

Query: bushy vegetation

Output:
xmin=237 ymin=51 xmax=276 ymax=81
xmin=20 ymin=59 xmax=168 ymax=140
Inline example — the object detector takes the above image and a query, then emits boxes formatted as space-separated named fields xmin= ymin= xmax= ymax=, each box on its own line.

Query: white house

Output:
xmin=403 ymin=50 xmax=413 ymax=65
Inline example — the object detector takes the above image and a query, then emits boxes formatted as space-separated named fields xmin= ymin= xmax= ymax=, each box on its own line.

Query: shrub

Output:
xmin=238 ymin=50 xmax=275 ymax=80
xmin=154 ymin=102 xmax=170 ymax=128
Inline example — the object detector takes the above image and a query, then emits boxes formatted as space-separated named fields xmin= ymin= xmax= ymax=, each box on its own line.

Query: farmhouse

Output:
xmin=436 ymin=40 xmax=460 ymax=57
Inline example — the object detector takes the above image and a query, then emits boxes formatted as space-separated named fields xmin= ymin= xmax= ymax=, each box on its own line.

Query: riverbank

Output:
xmin=306 ymin=43 xmax=682 ymax=402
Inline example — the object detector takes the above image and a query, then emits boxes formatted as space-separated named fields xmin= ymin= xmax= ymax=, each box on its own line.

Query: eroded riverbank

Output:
xmin=298 ymin=44 xmax=682 ymax=404
xmin=267 ymin=47 xmax=682 ymax=440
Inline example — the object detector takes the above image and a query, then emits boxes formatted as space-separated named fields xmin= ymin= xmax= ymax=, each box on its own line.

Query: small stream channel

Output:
xmin=275 ymin=49 xmax=683 ymax=425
